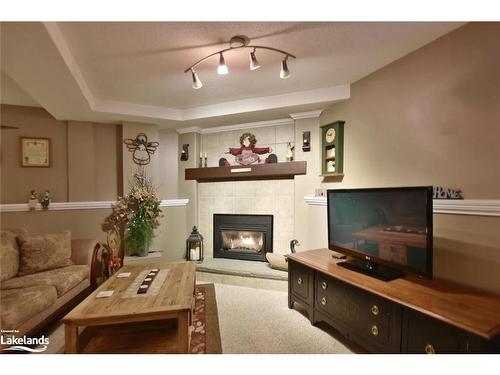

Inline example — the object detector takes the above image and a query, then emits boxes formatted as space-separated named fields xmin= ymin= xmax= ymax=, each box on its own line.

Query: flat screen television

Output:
xmin=327 ymin=186 xmax=433 ymax=281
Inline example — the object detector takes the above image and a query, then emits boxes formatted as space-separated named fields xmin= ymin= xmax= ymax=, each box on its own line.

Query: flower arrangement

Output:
xmin=108 ymin=169 xmax=162 ymax=257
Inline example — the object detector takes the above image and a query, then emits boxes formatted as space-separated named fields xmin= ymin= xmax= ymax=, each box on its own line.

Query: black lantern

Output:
xmin=186 ymin=226 xmax=204 ymax=263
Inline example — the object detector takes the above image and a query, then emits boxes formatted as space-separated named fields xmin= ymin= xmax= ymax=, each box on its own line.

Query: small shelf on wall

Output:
xmin=320 ymin=121 xmax=345 ymax=176
xmin=185 ymin=161 xmax=307 ymax=182
xmin=320 ymin=172 xmax=344 ymax=178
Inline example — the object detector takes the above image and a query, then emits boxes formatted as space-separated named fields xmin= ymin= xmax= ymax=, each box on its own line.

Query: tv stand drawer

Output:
xmin=314 ymin=272 xmax=402 ymax=353
xmin=288 ymin=260 xmax=314 ymax=321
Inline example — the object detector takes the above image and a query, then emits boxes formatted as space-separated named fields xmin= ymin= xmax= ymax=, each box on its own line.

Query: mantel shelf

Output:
xmin=185 ymin=161 xmax=307 ymax=182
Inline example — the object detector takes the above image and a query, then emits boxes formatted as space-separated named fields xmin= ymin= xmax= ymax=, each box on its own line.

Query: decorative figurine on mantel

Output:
xmin=219 ymin=132 xmax=277 ymax=167
xmin=40 ymin=190 xmax=51 ymax=209
xmin=28 ymin=190 xmax=38 ymax=210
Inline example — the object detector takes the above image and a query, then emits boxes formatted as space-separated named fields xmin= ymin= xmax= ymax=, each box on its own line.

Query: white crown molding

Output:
xmin=202 ymin=118 xmax=294 ymax=134
xmin=303 ymin=197 xmax=500 ymax=217
xmin=0 ymin=199 xmax=189 ymax=213
xmin=176 ymin=126 xmax=202 ymax=134
xmin=94 ymin=99 xmax=183 ymax=121
xmin=289 ymin=110 xmax=323 ymax=120
xmin=181 ymin=85 xmax=350 ymax=121
xmin=176 ymin=118 xmax=294 ymax=134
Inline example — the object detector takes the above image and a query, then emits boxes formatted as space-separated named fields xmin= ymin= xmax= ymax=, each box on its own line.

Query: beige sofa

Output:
xmin=0 ymin=229 xmax=102 ymax=337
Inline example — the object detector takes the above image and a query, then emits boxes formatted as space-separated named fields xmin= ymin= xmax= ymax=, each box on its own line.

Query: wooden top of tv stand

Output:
xmin=288 ymin=248 xmax=500 ymax=340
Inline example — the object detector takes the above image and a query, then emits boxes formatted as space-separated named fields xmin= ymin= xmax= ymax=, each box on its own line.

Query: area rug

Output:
xmin=191 ymin=284 xmax=222 ymax=354
xmin=40 ymin=284 xmax=221 ymax=354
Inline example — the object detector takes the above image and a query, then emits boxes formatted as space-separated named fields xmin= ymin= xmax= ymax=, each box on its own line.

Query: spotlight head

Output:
xmin=217 ymin=53 xmax=229 ymax=75
xmin=280 ymin=57 xmax=290 ymax=79
xmin=191 ymin=69 xmax=203 ymax=89
xmin=249 ymin=50 xmax=261 ymax=71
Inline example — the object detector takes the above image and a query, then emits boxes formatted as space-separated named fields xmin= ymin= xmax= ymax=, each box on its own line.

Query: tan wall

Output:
xmin=178 ymin=132 xmax=201 ymax=238
xmin=67 ymin=121 xmax=120 ymax=201
xmin=0 ymin=205 xmax=188 ymax=262
xmin=1 ymin=105 xmax=68 ymax=203
xmin=0 ymin=104 xmax=121 ymax=203
xmin=294 ymin=23 xmax=500 ymax=294
xmin=158 ymin=129 xmax=179 ymax=199
xmin=1 ymin=110 xmax=188 ymax=262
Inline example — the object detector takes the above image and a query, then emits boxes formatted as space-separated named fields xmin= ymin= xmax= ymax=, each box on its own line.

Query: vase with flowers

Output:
xmin=109 ymin=169 xmax=162 ymax=257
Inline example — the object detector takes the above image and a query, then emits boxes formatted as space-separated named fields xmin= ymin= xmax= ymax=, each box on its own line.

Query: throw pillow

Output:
xmin=17 ymin=231 xmax=74 ymax=275
xmin=0 ymin=230 xmax=21 ymax=281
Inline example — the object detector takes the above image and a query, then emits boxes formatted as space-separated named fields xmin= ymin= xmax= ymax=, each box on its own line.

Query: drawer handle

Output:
xmin=425 ymin=344 xmax=436 ymax=354
xmin=371 ymin=305 xmax=379 ymax=316
xmin=320 ymin=297 xmax=327 ymax=306
xmin=297 ymin=277 xmax=303 ymax=285
xmin=321 ymin=281 xmax=327 ymax=290
xmin=371 ymin=325 xmax=379 ymax=336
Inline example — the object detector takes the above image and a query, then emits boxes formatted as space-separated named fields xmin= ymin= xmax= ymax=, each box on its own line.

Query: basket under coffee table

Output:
xmin=62 ymin=261 xmax=196 ymax=354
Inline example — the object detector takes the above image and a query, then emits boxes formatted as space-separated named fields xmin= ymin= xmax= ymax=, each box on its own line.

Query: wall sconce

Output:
xmin=302 ymin=131 xmax=311 ymax=152
xmin=180 ymin=144 xmax=189 ymax=161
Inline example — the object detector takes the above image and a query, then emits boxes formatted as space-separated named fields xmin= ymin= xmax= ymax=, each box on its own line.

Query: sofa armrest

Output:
xmin=71 ymin=239 xmax=100 ymax=266
xmin=71 ymin=239 xmax=106 ymax=290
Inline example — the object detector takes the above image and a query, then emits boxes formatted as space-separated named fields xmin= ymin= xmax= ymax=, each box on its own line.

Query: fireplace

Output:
xmin=213 ymin=214 xmax=273 ymax=262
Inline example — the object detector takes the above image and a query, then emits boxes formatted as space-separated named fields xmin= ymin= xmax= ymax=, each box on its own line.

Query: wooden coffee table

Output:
xmin=62 ymin=261 xmax=196 ymax=354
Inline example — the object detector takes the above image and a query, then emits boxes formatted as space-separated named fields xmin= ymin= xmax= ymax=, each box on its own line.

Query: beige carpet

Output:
xmin=44 ymin=282 xmax=355 ymax=354
xmin=213 ymin=283 xmax=354 ymax=354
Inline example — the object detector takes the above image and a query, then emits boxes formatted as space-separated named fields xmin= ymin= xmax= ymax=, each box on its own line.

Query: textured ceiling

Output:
xmin=1 ymin=22 xmax=464 ymax=127
xmin=57 ymin=22 xmax=463 ymax=109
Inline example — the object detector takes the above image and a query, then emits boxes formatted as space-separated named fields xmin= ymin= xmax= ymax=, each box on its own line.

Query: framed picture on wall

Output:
xmin=20 ymin=137 xmax=51 ymax=167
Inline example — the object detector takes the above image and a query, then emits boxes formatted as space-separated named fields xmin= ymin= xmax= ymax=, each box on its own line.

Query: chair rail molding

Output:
xmin=0 ymin=199 xmax=189 ymax=213
xmin=303 ymin=196 xmax=500 ymax=217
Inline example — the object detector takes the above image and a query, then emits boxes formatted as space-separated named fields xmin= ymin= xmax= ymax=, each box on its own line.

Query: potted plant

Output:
xmin=109 ymin=170 xmax=162 ymax=257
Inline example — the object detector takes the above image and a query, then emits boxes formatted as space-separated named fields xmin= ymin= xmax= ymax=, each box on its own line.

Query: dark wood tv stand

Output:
xmin=287 ymin=249 xmax=500 ymax=353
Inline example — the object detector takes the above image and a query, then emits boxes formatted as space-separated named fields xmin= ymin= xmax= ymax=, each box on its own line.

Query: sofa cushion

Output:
xmin=0 ymin=231 xmax=21 ymax=281
xmin=1 ymin=265 xmax=89 ymax=297
xmin=1 ymin=285 xmax=58 ymax=329
xmin=17 ymin=231 xmax=74 ymax=276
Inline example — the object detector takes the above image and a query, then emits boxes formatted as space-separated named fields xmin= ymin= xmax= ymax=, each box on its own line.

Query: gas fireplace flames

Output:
xmin=222 ymin=231 xmax=264 ymax=253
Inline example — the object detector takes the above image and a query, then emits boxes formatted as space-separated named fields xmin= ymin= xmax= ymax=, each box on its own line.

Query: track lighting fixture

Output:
xmin=184 ymin=35 xmax=295 ymax=89
xmin=217 ymin=53 xmax=228 ymax=75
xmin=191 ymin=69 xmax=203 ymax=89
xmin=280 ymin=57 xmax=290 ymax=79
xmin=249 ymin=48 xmax=260 ymax=71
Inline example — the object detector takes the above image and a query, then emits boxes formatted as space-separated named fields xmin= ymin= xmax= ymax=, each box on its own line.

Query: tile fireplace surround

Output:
xmin=198 ymin=122 xmax=296 ymax=259
xmin=198 ymin=179 xmax=295 ymax=258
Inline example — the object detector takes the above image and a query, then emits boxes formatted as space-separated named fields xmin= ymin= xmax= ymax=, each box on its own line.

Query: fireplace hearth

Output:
xmin=213 ymin=214 xmax=273 ymax=262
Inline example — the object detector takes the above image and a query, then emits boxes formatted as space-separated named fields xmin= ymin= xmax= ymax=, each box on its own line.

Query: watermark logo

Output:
xmin=1 ymin=330 xmax=49 ymax=353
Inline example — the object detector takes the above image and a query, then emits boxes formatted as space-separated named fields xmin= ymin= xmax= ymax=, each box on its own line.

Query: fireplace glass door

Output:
xmin=221 ymin=230 xmax=265 ymax=254
xmin=214 ymin=214 xmax=273 ymax=261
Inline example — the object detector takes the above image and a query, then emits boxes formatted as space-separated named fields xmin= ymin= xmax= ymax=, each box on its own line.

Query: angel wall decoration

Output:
xmin=123 ymin=133 xmax=159 ymax=166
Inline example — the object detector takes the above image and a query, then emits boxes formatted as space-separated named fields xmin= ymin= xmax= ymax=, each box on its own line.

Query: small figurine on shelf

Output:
xmin=40 ymin=190 xmax=51 ymax=209
xmin=286 ymin=142 xmax=295 ymax=162
xmin=28 ymin=190 xmax=38 ymax=210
